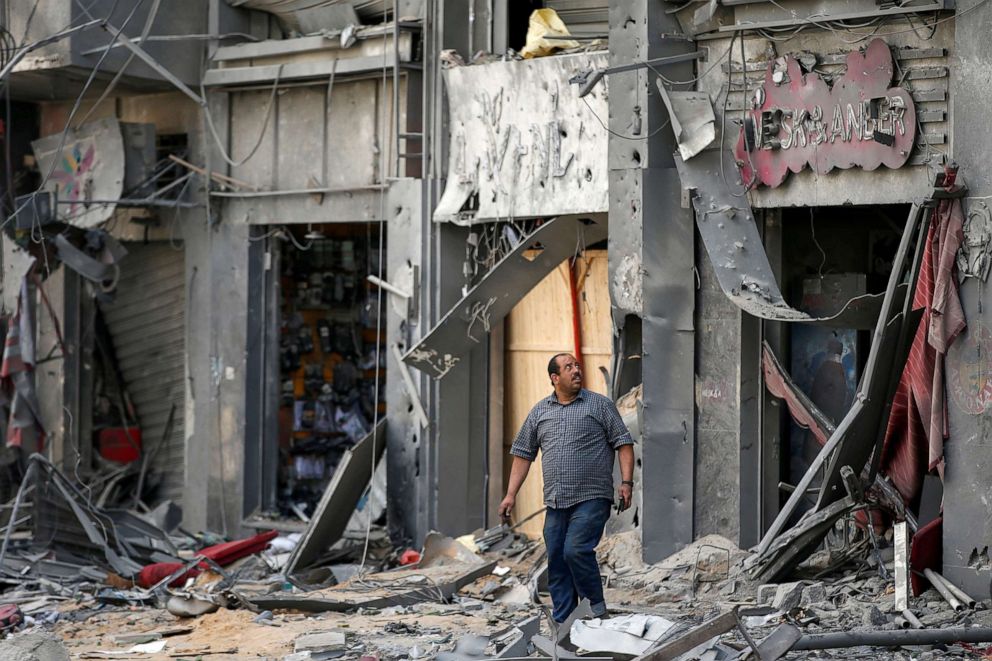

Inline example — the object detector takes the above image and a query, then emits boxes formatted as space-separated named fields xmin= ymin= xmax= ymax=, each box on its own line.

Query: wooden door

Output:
xmin=503 ymin=250 xmax=612 ymax=538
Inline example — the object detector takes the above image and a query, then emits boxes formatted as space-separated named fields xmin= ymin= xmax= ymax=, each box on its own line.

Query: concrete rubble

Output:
xmin=0 ymin=485 xmax=985 ymax=660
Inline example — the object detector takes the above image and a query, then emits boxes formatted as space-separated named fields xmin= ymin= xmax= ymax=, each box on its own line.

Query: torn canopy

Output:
xmin=404 ymin=215 xmax=607 ymax=378
xmin=675 ymin=150 xmax=895 ymax=325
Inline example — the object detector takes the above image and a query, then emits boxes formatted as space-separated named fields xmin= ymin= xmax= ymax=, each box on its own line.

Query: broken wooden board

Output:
xmin=247 ymin=561 xmax=496 ymax=613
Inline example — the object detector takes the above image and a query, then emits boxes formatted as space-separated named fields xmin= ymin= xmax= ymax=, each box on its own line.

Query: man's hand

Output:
xmin=498 ymin=494 xmax=516 ymax=521
xmin=617 ymin=483 xmax=632 ymax=512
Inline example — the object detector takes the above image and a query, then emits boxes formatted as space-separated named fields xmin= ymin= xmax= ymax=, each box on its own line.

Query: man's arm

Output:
xmin=617 ymin=444 xmax=634 ymax=511
xmin=498 ymin=456 xmax=533 ymax=520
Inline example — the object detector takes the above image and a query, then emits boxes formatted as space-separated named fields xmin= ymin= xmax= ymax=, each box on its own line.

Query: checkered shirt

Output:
xmin=510 ymin=388 xmax=634 ymax=509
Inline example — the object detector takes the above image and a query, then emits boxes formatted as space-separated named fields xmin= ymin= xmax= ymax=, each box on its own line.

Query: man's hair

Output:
xmin=548 ymin=353 xmax=570 ymax=383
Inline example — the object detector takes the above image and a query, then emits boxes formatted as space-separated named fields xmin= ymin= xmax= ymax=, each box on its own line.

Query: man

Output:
xmin=499 ymin=353 xmax=634 ymax=623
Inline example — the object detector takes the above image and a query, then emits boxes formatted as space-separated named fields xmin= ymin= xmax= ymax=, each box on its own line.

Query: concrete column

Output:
xmin=608 ymin=0 xmax=696 ymax=563
xmin=941 ymin=0 xmax=992 ymax=598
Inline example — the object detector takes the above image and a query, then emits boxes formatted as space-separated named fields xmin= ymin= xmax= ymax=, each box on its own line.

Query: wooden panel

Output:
xmin=503 ymin=250 xmax=611 ymax=538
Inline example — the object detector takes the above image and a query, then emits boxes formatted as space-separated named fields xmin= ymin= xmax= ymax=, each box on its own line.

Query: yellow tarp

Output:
xmin=520 ymin=9 xmax=580 ymax=59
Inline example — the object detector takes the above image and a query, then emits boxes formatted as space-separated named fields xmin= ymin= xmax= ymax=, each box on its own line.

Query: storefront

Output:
xmin=242 ymin=222 xmax=387 ymax=531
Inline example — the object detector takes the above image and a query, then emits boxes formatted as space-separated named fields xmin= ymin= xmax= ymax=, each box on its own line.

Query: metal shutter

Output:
xmin=100 ymin=243 xmax=186 ymax=505
xmin=546 ymin=0 xmax=609 ymax=35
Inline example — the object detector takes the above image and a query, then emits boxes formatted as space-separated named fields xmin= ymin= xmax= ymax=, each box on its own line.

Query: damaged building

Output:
xmin=1 ymin=0 xmax=992 ymax=657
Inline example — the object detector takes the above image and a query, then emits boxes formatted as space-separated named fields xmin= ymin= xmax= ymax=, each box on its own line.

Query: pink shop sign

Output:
xmin=734 ymin=39 xmax=917 ymax=189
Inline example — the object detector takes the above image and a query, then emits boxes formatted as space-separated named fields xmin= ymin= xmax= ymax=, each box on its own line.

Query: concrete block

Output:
xmin=862 ymin=605 xmax=888 ymax=627
xmin=757 ymin=583 xmax=779 ymax=606
xmin=800 ymin=582 xmax=828 ymax=607
xmin=771 ymin=582 xmax=805 ymax=612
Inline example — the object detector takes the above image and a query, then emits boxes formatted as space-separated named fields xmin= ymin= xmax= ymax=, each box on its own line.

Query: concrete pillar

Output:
xmin=607 ymin=1 xmax=696 ymax=563
xmin=941 ymin=0 xmax=992 ymax=598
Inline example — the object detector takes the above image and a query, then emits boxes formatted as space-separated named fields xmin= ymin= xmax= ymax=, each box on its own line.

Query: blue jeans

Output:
xmin=544 ymin=498 xmax=611 ymax=623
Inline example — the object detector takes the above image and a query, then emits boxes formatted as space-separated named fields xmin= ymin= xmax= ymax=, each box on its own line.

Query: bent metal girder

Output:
xmin=676 ymin=149 xmax=900 ymax=325
xmin=403 ymin=215 xmax=608 ymax=379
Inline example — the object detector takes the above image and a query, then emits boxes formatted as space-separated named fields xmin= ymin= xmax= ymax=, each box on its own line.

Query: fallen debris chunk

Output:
xmin=752 ymin=623 xmax=802 ymax=661
xmin=110 ymin=627 xmax=193 ymax=645
xmin=632 ymin=610 xmax=739 ymax=660
xmin=294 ymin=630 xmax=348 ymax=658
xmin=0 ymin=632 xmax=70 ymax=661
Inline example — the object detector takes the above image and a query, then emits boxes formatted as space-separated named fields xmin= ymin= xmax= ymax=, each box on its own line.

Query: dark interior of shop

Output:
xmin=775 ymin=204 xmax=909 ymax=508
xmin=273 ymin=222 xmax=386 ymax=524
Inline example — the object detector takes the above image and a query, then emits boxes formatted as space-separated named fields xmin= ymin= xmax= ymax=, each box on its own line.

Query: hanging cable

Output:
xmin=201 ymin=64 xmax=283 ymax=169
xmin=79 ymin=0 xmax=163 ymax=125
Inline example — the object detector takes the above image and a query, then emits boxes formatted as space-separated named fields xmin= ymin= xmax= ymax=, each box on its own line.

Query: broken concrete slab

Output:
xmin=294 ymin=630 xmax=348 ymax=656
xmin=770 ymin=582 xmax=804 ymax=612
xmin=248 ymin=561 xmax=497 ymax=613
xmin=0 ymin=633 xmax=70 ymax=661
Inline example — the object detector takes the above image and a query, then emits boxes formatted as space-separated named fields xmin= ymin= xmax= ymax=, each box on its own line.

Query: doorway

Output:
xmin=244 ymin=223 xmax=386 ymax=530
xmin=762 ymin=204 xmax=909 ymax=523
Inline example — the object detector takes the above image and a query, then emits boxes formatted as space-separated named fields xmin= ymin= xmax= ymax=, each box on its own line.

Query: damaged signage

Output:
xmin=735 ymin=39 xmax=916 ymax=189
xmin=31 ymin=118 xmax=126 ymax=228
xmin=435 ymin=52 xmax=608 ymax=224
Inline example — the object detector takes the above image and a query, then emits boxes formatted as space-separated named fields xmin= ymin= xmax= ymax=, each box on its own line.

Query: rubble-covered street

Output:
xmin=2 ymin=506 xmax=992 ymax=659
xmin=2 ymin=0 xmax=992 ymax=658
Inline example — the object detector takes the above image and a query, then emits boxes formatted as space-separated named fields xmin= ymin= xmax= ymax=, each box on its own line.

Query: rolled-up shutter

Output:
xmin=100 ymin=243 xmax=186 ymax=504
xmin=546 ymin=0 xmax=609 ymax=35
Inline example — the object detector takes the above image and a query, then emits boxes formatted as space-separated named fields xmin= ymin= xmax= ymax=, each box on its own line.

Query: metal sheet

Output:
xmin=285 ymin=419 xmax=387 ymax=578
xmin=641 ymin=169 xmax=695 ymax=562
xmin=99 ymin=243 xmax=186 ymax=504
xmin=677 ymin=149 xmax=908 ymax=325
xmin=656 ymin=83 xmax=716 ymax=161
xmin=435 ymin=52 xmax=609 ymax=224
xmin=226 ymin=0 xmax=389 ymax=31
xmin=31 ymin=118 xmax=125 ymax=229
xmin=677 ymin=149 xmax=807 ymax=320
xmin=403 ymin=215 xmax=607 ymax=378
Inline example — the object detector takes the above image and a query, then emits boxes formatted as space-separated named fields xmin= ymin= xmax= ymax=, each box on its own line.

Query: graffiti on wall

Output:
xmin=31 ymin=118 xmax=125 ymax=229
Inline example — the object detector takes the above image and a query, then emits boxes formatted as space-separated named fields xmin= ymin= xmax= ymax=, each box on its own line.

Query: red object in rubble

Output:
xmin=399 ymin=549 xmax=421 ymax=566
xmin=98 ymin=427 xmax=142 ymax=463
xmin=137 ymin=530 xmax=279 ymax=588
xmin=910 ymin=516 xmax=943 ymax=596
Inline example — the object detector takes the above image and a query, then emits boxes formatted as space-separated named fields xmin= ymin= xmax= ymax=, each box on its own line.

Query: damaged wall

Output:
xmin=694 ymin=242 xmax=743 ymax=543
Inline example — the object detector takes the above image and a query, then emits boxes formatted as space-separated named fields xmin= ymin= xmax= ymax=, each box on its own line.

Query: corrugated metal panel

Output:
xmin=100 ymin=243 xmax=186 ymax=505
xmin=546 ymin=0 xmax=608 ymax=34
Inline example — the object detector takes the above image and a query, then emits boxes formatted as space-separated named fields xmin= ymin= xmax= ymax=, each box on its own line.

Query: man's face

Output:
xmin=553 ymin=354 xmax=583 ymax=393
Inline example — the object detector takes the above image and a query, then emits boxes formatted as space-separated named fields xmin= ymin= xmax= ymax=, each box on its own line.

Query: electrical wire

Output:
xmin=3 ymin=0 xmax=145 ymax=236
xmin=581 ymin=95 xmax=670 ymax=141
xmin=358 ymin=1 xmax=391 ymax=576
xmin=810 ymin=209 xmax=827 ymax=279
xmin=78 ymin=0 xmax=163 ymax=125
xmin=201 ymin=64 xmax=284 ymax=168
